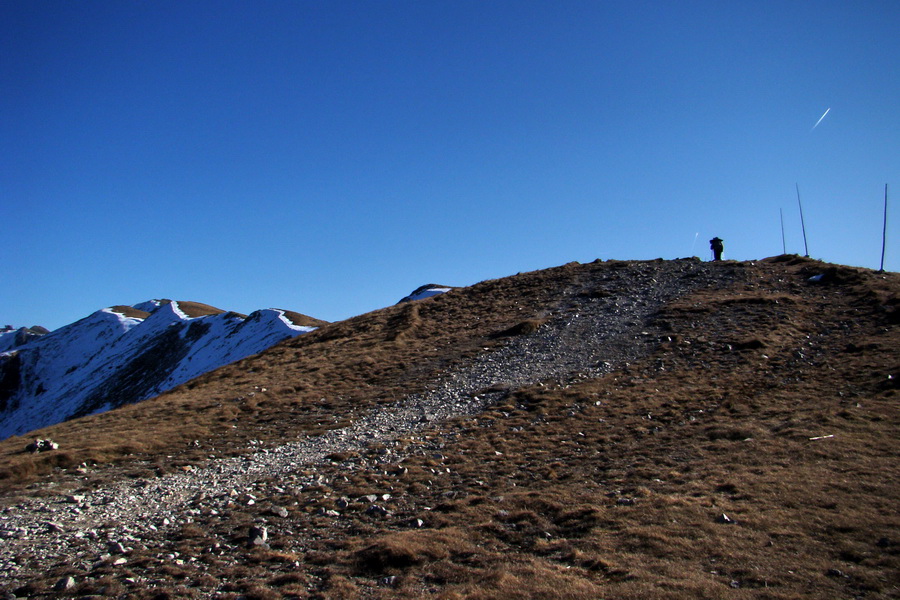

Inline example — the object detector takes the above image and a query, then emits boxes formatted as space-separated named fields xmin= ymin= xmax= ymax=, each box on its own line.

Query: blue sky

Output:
xmin=3 ymin=1 xmax=898 ymax=331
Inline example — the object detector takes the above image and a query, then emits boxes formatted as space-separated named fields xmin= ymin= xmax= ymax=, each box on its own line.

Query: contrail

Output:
xmin=811 ymin=107 xmax=831 ymax=131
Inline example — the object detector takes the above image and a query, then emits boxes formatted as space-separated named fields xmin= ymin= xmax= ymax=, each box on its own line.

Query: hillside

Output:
xmin=0 ymin=256 xmax=898 ymax=599
xmin=0 ymin=300 xmax=327 ymax=439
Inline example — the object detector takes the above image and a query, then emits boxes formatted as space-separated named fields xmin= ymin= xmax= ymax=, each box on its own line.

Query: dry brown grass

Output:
xmin=2 ymin=256 xmax=899 ymax=599
xmin=109 ymin=305 xmax=151 ymax=319
xmin=0 ymin=261 xmax=594 ymax=489
xmin=280 ymin=309 xmax=329 ymax=328
xmin=172 ymin=300 xmax=226 ymax=318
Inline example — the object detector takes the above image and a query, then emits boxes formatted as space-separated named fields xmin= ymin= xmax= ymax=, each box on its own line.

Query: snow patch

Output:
xmin=101 ymin=308 xmax=145 ymax=332
xmin=400 ymin=284 xmax=453 ymax=303
xmin=275 ymin=309 xmax=318 ymax=333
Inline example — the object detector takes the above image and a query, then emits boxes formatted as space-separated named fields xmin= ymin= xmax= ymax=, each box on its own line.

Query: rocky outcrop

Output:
xmin=0 ymin=326 xmax=48 ymax=353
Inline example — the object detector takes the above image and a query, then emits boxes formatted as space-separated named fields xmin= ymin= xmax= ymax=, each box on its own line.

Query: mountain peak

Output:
xmin=399 ymin=283 xmax=454 ymax=303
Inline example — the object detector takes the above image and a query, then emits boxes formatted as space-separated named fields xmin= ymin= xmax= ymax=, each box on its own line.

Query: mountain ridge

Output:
xmin=0 ymin=299 xmax=328 ymax=439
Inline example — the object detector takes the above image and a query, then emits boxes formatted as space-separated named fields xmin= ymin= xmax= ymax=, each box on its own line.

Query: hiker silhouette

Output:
xmin=710 ymin=237 xmax=724 ymax=261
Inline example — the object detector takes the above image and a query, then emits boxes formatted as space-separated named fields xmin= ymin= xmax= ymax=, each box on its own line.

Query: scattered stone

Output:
xmin=715 ymin=513 xmax=735 ymax=524
xmin=366 ymin=505 xmax=389 ymax=517
xmin=53 ymin=576 xmax=75 ymax=591
xmin=25 ymin=438 xmax=58 ymax=453
xmin=827 ymin=568 xmax=849 ymax=579
xmin=45 ymin=521 xmax=64 ymax=533
xmin=269 ymin=506 xmax=289 ymax=518
xmin=107 ymin=541 xmax=127 ymax=555
xmin=247 ymin=525 xmax=268 ymax=548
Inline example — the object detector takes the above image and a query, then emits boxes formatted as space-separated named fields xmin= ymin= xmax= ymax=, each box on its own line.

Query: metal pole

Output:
xmin=880 ymin=183 xmax=889 ymax=272
xmin=796 ymin=183 xmax=809 ymax=257
xmin=780 ymin=208 xmax=786 ymax=254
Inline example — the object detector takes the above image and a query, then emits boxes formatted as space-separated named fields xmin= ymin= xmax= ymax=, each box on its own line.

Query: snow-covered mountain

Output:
xmin=0 ymin=300 xmax=325 ymax=439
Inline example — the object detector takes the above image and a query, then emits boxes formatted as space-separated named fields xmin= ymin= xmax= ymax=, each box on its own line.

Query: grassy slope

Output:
xmin=1 ymin=256 xmax=898 ymax=599
xmin=0 ymin=260 xmax=591 ymax=487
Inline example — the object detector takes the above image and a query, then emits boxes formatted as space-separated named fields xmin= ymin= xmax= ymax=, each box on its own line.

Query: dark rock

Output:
xmin=25 ymin=438 xmax=58 ymax=453
xmin=247 ymin=525 xmax=268 ymax=548
xmin=715 ymin=513 xmax=735 ymax=524
xmin=45 ymin=521 xmax=63 ymax=533
xmin=107 ymin=541 xmax=127 ymax=555
xmin=53 ymin=576 xmax=75 ymax=591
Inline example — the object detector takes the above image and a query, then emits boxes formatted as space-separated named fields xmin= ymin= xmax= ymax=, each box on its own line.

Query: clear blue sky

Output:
xmin=3 ymin=1 xmax=898 ymax=331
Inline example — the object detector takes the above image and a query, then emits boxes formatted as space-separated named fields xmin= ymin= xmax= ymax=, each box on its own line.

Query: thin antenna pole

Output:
xmin=880 ymin=183 xmax=889 ymax=272
xmin=780 ymin=208 xmax=786 ymax=254
xmin=796 ymin=183 xmax=809 ymax=257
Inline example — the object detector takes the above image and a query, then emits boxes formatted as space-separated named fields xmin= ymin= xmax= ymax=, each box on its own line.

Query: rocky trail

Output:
xmin=0 ymin=259 xmax=734 ymax=592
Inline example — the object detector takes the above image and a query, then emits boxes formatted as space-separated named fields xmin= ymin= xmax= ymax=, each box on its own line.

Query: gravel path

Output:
xmin=0 ymin=259 xmax=734 ymax=588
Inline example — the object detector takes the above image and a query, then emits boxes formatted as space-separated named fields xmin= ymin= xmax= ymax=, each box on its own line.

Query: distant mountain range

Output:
xmin=0 ymin=300 xmax=328 ymax=439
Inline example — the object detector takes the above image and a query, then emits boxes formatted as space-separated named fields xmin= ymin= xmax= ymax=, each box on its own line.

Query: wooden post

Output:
xmin=881 ymin=184 xmax=889 ymax=272
xmin=780 ymin=208 xmax=786 ymax=254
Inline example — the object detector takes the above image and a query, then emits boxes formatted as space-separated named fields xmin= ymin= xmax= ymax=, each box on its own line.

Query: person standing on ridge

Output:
xmin=710 ymin=237 xmax=724 ymax=261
